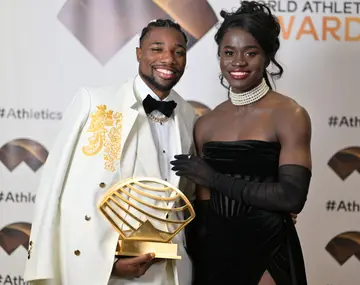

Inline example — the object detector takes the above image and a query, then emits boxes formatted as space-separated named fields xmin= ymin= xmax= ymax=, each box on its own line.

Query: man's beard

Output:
xmin=139 ymin=70 xmax=179 ymax=93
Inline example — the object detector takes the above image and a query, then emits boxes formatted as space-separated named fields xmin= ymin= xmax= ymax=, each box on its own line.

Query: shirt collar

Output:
xmin=134 ymin=74 xmax=175 ymax=103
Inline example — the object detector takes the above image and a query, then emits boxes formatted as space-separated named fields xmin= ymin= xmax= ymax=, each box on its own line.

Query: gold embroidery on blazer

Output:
xmin=82 ymin=105 xmax=123 ymax=172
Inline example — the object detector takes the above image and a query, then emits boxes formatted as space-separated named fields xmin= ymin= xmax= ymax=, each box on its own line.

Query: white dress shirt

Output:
xmin=134 ymin=75 xmax=177 ymax=184
xmin=133 ymin=75 xmax=178 ymax=285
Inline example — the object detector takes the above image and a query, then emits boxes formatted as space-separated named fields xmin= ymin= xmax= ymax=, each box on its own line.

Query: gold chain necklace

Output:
xmin=147 ymin=113 xmax=170 ymax=124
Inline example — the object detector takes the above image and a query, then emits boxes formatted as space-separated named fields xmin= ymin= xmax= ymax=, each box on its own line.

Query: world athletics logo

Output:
xmin=326 ymin=231 xmax=360 ymax=265
xmin=57 ymin=0 xmax=218 ymax=65
xmin=187 ymin=101 xmax=211 ymax=118
xmin=0 ymin=222 xmax=31 ymax=255
xmin=327 ymin=147 xmax=360 ymax=181
xmin=0 ymin=138 xmax=48 ymax=172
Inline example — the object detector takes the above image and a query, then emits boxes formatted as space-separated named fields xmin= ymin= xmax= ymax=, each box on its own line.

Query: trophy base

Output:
xmin=115 ymin=240 xmax=181 ymax=260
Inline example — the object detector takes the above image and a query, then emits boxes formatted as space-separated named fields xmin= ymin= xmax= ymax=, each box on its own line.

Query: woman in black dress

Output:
xmin=171 ymin=2 xmax=312 ymax=284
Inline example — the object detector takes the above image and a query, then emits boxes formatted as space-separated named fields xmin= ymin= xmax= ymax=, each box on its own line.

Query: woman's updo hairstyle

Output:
xmin=214 ymin=1 xmax=283 ymax=90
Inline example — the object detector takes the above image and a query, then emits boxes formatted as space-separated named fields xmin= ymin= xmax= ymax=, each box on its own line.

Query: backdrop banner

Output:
xmin=1 ymin=1 xmax=359 ymax=284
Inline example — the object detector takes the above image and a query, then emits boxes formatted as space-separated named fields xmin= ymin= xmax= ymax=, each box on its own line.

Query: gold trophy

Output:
xmin=98 ymin=177 xmax=195 ymax=259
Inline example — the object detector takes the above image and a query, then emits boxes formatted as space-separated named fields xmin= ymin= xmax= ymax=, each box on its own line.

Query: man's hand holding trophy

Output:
xmin=98 ymin=177 xmax=195 ymax=262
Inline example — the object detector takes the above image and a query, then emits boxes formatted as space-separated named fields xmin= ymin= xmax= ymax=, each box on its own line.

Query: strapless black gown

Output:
xmin=189 ymin=140 xmax=307 ymax=285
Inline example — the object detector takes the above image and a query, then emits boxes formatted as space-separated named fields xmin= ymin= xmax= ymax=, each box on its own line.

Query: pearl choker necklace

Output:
xmin=229 ymin=79 xmax=270 ymax=106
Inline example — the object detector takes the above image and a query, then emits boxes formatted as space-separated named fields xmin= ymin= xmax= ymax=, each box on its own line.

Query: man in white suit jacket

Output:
xmin=24 ymin=19 xmax=196 ymax=285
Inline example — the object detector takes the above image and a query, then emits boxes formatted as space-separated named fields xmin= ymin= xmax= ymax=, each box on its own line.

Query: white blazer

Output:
xmin=24 ymin=77 xmax=197 ymax=285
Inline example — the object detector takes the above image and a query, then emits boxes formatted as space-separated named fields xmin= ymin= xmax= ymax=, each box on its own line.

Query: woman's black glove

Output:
xmin=170 ymin=154 xmax=217 ymax=188
xmin=171 ymin=154 xmax=312 ymax=214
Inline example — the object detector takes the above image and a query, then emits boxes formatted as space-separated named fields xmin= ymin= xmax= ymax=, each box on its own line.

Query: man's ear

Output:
xmin=136 ymin=47 xmax=142 ymax=63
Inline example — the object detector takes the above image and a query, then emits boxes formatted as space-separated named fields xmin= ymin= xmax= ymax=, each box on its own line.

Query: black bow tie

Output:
xmin=142 ymin=94 xmax=177 ymax=118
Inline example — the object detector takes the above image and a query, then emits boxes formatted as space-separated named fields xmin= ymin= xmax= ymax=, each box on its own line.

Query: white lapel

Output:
xmin=169 ymin=102 xmax=192 ymax=188
xmin=117 ymin=79 xmax=162 ymax=180
xmin=118 ymin=81 xmax=139 ymax=164
xmin=120 ymin=83 xmax=138 ymax=149
xmin=115 ymin=79 xmax=163 ymax=232
xmin=175 ymin=106 xmax=192 ymax=155
xmin=130 ymin=80 xmax=162 ymax=179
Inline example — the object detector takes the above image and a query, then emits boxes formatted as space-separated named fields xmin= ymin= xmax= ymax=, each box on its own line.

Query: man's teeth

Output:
xmin=156 ymin=69 xmax=174 ymax=75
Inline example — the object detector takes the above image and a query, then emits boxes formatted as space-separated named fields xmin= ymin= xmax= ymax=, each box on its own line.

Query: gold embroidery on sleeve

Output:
xmin=82 ymin=105 xmax=123 ymax=172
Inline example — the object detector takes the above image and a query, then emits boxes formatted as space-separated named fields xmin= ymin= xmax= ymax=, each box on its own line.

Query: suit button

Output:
xmin=99 ymin=182 xmax=106 ymax=188
xmin=85 ymin=215 xmax=91 ymax=221
xmin=74 ymin=250 xmax=81 ymax=256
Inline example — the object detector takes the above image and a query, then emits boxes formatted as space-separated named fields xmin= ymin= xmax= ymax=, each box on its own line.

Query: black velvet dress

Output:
xmin=188 ymin=140 xmax=307 ymax=285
